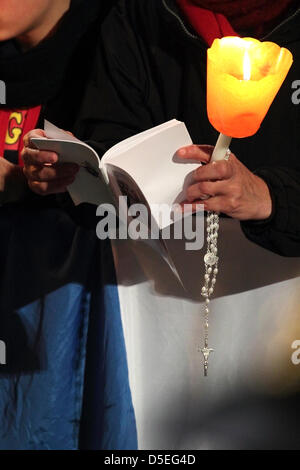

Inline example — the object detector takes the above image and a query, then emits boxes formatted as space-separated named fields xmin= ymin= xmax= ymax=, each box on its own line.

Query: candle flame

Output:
xmin=243 ymin=50 xmax=251 ymax=81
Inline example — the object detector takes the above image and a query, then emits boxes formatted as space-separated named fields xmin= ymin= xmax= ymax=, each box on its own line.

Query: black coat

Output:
xmin=78 ymin=0 xmax=300 ymax=257
xmin=0 ymin=0 xmax=117 ymax=223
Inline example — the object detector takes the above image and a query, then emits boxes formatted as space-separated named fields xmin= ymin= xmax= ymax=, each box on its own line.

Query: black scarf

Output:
xmin=0 ymin=0 xmax=103 ymax=108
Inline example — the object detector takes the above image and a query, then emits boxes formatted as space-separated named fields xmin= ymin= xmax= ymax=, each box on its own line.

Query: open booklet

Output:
xmin=31 ymin=120 xmax=203 ymax=280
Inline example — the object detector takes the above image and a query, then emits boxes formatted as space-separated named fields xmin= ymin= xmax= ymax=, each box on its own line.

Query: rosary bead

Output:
xmin=207 ymin=267 xmax=212 ymax=274
xmin=213 ymin=268 xmax=218 ymax=275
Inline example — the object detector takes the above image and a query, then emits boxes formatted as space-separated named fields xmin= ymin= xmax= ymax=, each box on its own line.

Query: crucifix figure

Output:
xmin=200 ymin=346 xmax=214 ymax=377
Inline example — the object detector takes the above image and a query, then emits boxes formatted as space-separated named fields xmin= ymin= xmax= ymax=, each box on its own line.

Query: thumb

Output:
xmin=23 ymin=129 xmax=47 ymax=148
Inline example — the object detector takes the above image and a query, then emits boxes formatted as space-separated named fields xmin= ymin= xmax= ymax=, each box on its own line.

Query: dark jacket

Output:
xmin=0 ymin=0 xmax=137 ymax=450
xmin=78 ymin=0 xmax=300 ymax=257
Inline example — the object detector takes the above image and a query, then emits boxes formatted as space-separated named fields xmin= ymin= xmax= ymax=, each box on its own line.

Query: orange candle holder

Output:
xmin=207 ymin=37 xmax=293 ymax=160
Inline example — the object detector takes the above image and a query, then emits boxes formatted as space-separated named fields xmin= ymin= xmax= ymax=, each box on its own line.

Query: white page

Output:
xmin=102 ymin=121 xmax=200 ymax=229
xmin=102 ymin=120 xmax=179 ymax=167
xmin=44 ymin=120 xmax=83 ymax=143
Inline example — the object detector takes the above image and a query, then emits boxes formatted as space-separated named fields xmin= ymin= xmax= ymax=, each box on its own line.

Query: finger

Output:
xmin=22 ymin=147 xmax=59 ymax=165
xmin=179 ymin=197 xmax=224 ymax=214
xmin=179 ymin=201 xmax=209 ymax=214
xmin=193 ymin=159 xmax=233 ymax=182
xmin=176 ymin=145 xmax=214 ymax=163
xmin=185 ymin=180 xmax=227 ymax=202
xmin=28 ymin=175 xmax=76 ymax=196
xmin=23 ymin=129 xmax=46 ymax=148
xmin=24 ymin=162 xmax=79 ymax=182
xmin=202 ymin=196 xmax=227 ymax=214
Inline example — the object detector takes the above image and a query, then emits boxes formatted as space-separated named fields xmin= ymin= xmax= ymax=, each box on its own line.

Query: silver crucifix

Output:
xmin=199 ymin=346 xmax=214 ymax=377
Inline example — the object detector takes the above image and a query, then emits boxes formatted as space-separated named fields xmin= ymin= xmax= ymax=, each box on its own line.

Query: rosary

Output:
xmin=198 ymin=147 xmax=230 ymax=377
xmin=199 ymin=211 xmax=219 ymax=376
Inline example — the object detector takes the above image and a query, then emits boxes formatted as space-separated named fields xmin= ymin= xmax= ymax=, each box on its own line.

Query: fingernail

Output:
xmin=177 ymin=148 xmax=186 ymax=157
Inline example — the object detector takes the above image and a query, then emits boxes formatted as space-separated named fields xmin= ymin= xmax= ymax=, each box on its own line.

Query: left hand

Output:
xmin=22 ymin=129 xmax=79 ymax=196
xmin=176 ymin=145 xmax=272 ymax=221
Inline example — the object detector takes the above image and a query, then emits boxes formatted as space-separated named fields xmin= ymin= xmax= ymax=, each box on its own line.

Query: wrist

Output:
xmin=252 ymin=175 xmax=273 ymax=221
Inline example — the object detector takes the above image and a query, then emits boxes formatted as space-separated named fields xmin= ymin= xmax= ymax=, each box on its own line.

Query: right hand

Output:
xmin=22 ymin=129 xmax=79 ymax=196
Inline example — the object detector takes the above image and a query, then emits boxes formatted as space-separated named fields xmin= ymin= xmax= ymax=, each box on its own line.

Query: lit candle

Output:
xmin=208 ymin=37 xmax=293 ymax=161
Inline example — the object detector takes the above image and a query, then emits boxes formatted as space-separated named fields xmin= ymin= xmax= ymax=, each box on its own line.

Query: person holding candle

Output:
xmin=23 ymin=0 xmax=300 ymax=256
xmin=20 ymin=0 xmax=300 ymax=450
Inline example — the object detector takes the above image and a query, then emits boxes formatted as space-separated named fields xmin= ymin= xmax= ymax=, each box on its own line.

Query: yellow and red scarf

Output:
xmin=0 ymin=106 xmax=41 ymax=166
